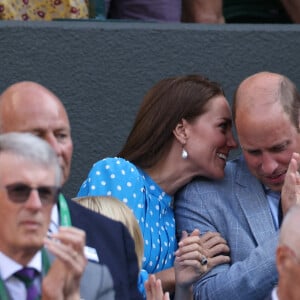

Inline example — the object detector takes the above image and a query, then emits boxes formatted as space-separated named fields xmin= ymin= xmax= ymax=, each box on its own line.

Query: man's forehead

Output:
xmin=0 ymin=152 xmax=56 ymax=181
xmin=1 ymin=96 xmax=70 ymax=130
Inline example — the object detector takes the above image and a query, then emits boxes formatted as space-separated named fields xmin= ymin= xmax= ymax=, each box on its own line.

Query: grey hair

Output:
xmin=0 ymin=132 xmax=62 ymax=185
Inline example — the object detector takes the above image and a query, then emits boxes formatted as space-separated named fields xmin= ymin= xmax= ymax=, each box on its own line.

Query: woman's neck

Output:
xmin=144 ymin=156 xmax=196 ymax=196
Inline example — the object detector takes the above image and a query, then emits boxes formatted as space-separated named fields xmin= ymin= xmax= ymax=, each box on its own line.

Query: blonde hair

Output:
xmin=73 ymin=195 xmax=144 ymax=269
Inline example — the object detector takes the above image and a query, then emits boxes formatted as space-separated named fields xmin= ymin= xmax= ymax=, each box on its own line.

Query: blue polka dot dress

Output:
xmin=77 ymin=157 xmax=177 ymax=275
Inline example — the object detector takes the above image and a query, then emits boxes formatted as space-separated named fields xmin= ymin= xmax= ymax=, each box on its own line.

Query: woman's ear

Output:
xmin=173 ymin=119 xmax=188 ymax=144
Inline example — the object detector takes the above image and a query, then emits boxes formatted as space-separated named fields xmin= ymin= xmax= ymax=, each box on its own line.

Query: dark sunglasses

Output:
xmin=2 ymin=183 xmax=60 ymax=205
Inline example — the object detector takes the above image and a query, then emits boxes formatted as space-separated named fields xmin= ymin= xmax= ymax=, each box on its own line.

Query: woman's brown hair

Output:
xmin=118 ymin=74 xmax=224 ymax=169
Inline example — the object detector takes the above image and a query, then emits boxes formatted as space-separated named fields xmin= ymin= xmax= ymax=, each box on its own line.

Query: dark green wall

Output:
xmin=1 ymin=21 xmax=299 ymax=197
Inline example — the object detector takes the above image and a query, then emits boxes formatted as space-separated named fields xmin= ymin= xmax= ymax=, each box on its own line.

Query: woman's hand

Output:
xmin=175 ymin=229 xmax=230 ymax=288
xmin=200 ymin=230 xmax=230 ymax=270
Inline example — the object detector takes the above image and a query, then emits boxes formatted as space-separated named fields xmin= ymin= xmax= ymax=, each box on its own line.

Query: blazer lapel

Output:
xmin=234 ymin=156 xmax=276 ymax=244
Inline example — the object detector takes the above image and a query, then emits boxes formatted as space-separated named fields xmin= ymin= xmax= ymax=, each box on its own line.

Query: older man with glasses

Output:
xmin=0 ymin=81 xmax=141 ymax=300
xmin=0 ymin=132 xmax=115 ymax=299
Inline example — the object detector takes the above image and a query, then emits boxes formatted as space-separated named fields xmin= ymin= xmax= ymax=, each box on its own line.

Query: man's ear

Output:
xmin=173 ymin=119 xmax=188 ymax=144
xmin=276 ymin=245 xmax=291 ymax=274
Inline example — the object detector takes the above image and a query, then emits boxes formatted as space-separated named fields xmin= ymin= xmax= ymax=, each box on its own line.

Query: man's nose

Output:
xmin=24 ymin=189 xmax=42 ymax=209
xmin=45 ymin=134 xmax=62 ymax=157
xmin=261 ymin=153 xmax=278 ymax=174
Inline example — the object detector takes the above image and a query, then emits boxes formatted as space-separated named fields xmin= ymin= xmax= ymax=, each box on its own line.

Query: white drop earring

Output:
xmin=182 ymin=148 xmax=188 ymax=159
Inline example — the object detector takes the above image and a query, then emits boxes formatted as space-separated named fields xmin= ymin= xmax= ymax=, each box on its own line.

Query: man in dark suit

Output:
xmin=0 ymin=81 xmax=142 ymax=300
xmin=0 ymin=132 xmax=115 ymax=299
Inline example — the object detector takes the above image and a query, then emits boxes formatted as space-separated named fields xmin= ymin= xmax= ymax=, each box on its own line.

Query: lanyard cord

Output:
xmin=58 ymin=193 xmax=72 ymax=227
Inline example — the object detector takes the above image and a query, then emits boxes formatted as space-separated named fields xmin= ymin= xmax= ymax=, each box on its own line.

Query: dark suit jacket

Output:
xmin=66 ymin=199 xmax=142 ymax=300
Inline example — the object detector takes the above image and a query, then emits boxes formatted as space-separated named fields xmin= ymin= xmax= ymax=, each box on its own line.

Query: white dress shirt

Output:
xmin=0 ymin=251 xmax=42 ymax=300
xmin=271 ymin=287 xmax=279 ymax=300
xmin=264 ymin=186 xmax=281 ymax=230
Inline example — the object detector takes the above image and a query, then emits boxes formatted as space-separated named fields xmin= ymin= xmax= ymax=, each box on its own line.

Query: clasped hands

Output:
xmin=145 ymin=229 xmax=230 ymax=300
xmin=42 ymin=227 xmax=87 ymax=300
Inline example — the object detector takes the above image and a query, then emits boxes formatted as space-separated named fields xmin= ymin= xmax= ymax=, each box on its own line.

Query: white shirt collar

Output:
xmin=0 ymin=250 xmax=42 ymax=280
xmin=49 ymin=203 xmax=59 ymax=233
xmin=272 ymin=287 xmax=279 ymax=300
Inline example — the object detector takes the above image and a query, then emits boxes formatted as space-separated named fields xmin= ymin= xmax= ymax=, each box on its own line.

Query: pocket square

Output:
xmin=84 ymin=245 xmax=99 ymax=263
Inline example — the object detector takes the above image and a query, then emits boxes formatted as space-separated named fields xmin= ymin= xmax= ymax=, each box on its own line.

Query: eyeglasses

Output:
xmin=1 ymin=183 xmax=60 ymax=205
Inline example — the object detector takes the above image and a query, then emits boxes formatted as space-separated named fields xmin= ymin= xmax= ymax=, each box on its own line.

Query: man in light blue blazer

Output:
xmin=175 ymin=71 xmax=300 ymax=299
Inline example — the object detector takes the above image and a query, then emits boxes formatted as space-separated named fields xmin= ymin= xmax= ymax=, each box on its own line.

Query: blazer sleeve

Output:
xmin=80 ymin=262 xmax=116 ymax=300
xmin=175 ymin=179 xmax=278 ymax=300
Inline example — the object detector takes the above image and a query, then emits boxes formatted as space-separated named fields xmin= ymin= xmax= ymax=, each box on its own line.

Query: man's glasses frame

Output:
xmin=0 ymin=183 xmax=60 ymax=205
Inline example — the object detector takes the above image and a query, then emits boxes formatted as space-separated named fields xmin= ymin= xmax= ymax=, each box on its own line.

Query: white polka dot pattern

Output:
xmin=77 ymin=157 xmax=176 ymax=275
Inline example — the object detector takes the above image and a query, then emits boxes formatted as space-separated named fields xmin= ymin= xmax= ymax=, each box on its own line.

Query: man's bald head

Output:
xmin=233 ymin=72 xmax=300 ymax=131
xmin=231 ymin=72 xmax=300 ymax=192
xmin=0 ymin=81 xmax=73 ymax=184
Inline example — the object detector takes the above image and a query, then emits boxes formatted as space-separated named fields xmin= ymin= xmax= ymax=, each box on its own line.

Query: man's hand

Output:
xmin=281 ymin=152 xmax=300 ymax=215
xmin=42 ymin=227 xmax=87 ymax=300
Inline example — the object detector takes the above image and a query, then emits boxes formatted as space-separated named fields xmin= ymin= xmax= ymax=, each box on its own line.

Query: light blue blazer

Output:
xmin=175 ymin=155 xmax=278 ymax=300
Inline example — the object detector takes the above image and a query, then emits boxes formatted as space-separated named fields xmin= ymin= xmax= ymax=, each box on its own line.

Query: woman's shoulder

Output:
xmin=78 ymin=157 xmax=144 ymax=198
xmin=92 ymin=157 xmax=139 ymax=172
xmin=88 ymin=157 xmax=143 ymax=181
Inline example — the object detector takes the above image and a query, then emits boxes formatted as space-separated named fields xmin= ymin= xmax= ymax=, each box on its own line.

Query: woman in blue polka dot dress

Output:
xmin=77 ymin=74 xmax=237 ymax=297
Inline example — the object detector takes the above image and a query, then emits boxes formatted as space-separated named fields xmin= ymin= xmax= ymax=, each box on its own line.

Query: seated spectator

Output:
xmin=0 ymin=80 xmax=142 ymax=300
xmin=104 ymin=0 xmax=219 ymax=23
xmin=104 ymin=0 xmax=181 ymax=22
xmin=77 ymin=74 xmax=236 ymax=294
xmin=267 ymin=203 xmax=300 ymax=299
xmin=175 ymin=71 xmax=300 ymax=299
xmin=74 ymin=195 xmax=147 ymax=295
xmin=0 ymin=0 xmax=88 ymax=20
xmin=74 ymin=195 xmax=209 ymax=299
xmin=184 ymin=0 xmax=300 ymax=23
xmin=223 ymin=0 xmax=297 ymax=23
xmin=0 ymin=132 xmax=114 ymax=299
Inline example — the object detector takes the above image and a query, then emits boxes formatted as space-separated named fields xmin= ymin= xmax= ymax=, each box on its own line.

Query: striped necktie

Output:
xmin=14 ymin=267 xmax=40 ymax=300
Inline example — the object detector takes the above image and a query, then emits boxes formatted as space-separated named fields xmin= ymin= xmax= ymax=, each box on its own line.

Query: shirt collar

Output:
xmin=272 ymin=286 xmax=279 ymax=300
xmin=0 ymin=250 xmax=42 ymax=280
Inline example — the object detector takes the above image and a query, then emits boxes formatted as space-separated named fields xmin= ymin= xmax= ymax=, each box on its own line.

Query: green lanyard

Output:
xmin=0 ymin=248 xmax=50 ymax=300
xmin=58 ymin=193 xmax=72 ymax=227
